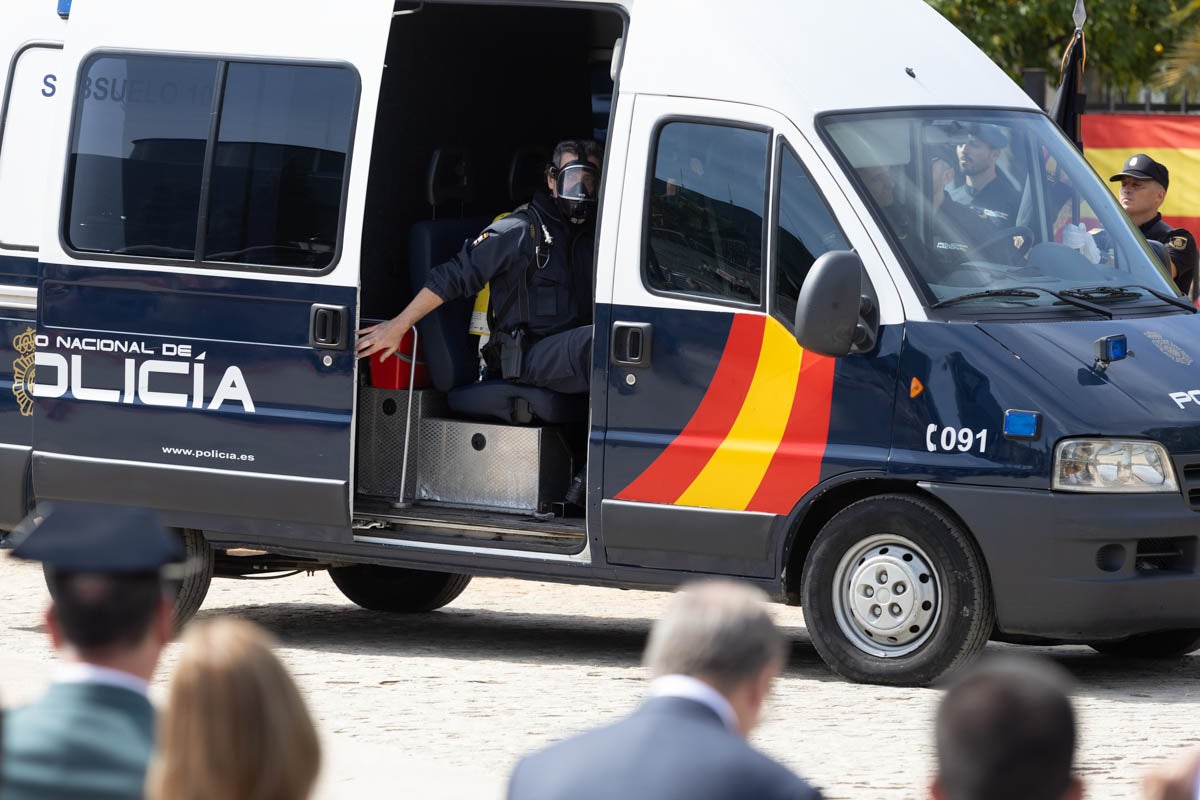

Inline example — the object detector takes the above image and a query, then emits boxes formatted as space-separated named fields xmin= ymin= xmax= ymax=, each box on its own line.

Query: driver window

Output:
xmin=644 ymin=121 xmax=768 ymax=306
xmin=773 ymin=143 xmax=849 ymax=325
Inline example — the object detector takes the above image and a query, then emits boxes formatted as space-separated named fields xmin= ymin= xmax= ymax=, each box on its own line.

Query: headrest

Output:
xmin=426 ymin=147 xmax=473 ymax=207
xmin=508 ymin=145 xmax=552 ymax=205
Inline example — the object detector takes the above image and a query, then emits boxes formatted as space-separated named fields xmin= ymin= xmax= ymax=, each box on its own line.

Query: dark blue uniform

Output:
xmin=423 ymin=191 xmax=593 ymax=395
xmin=1139 ymin=213 xmax=1197 ymax=295
xmin=948 ymin=169 xmax=1020 ymax=227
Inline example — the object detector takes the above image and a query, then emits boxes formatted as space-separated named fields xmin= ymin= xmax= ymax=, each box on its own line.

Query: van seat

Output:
xmin=409 ymin=221 xmax=582 ymax=425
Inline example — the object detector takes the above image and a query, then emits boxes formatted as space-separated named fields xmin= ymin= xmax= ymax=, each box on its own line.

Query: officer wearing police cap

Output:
xmin=1110 ymin=153 xmax=1198 ymax=295
xmin=1 ymin=503 xmax=182 ymax=800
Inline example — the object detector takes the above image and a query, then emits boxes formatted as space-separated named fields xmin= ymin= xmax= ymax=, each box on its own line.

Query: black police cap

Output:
xmin=965 ymin=123 xmax=1009 ymax=150
xmin=9 ymin=502 xmax=182 ymax=574
xmin=1109 ymin=153 xmax=1169 ymax=190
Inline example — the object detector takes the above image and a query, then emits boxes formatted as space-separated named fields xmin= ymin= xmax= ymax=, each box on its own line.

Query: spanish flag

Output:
xmin=1083 ymin=114 xmax=1200 ymax=234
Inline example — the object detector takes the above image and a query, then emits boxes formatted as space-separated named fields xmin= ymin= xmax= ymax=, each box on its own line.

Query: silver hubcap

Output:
xmin=831 ymin=534 xmax=941 ymax=658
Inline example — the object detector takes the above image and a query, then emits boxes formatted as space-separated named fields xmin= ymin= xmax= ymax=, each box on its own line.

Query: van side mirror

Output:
xmin=792 ymin=250 xmax=878 ymax=357
xmin=1147 ymin=239 xmax=1173 ymax=273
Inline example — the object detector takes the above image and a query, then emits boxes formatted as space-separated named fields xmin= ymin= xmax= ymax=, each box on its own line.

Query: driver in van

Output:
xmin=356 ymin=140 xmax=602 ymax=395
xmin=928 ymin=143 xmax=992 ymax=267
xmin=948 ymin=123 xmax=1020 ymax=227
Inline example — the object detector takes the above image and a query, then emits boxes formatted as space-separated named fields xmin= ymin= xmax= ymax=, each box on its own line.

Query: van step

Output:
xmin=351 ymin=501 xmax=585 ymax=555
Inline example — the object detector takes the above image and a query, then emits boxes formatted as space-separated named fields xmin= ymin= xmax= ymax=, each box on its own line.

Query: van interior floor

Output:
xmin=352 ymin=498 xmax=586 ymax=555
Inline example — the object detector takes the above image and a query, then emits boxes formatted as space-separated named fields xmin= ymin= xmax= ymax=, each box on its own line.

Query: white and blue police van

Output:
xmin=2 ymin=0 xmax=1199 ymax=685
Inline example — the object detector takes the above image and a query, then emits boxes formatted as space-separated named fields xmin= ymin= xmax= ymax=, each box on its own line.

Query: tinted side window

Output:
xmin=645 ymin=122 xmax=767 ymax=305
xmin=0 ymin=45 xmax=61 ymax=249
xmin=66 ymin=56 xmax=217 ymax=257
xmin=205 ymin=63 xmax=356 ymax=269
xmin=775 ymin=145 xmax=849 ymax=323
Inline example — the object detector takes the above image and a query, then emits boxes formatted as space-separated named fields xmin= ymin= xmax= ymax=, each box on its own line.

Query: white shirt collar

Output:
xmin=648 ymin=674 xmax=738 ymax=732
xmin=53 ymin=662 xmax=150 ymax=699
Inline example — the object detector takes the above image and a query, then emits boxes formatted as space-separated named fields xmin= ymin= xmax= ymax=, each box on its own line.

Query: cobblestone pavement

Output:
xmin=2 ymin=556 xmax=1198 ymax=799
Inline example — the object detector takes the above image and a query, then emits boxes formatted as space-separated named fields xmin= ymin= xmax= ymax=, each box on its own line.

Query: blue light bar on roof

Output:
xmin=57 ymin=0 xmax=71 ymax=19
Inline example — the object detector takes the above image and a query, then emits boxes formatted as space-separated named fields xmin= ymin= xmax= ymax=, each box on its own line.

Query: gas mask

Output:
xmin=550 ymin=159 xmax=599 ymax=224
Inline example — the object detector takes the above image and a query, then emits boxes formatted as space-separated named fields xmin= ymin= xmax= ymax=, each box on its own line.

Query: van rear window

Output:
xmin=64 ymin=54 xmax=358 ymax=271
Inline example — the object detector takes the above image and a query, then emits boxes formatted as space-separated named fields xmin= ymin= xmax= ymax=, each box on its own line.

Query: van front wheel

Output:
xmin=800 ymin=494 xmax=992 ymax=686
xmin=329 ymin=564 xmax=471 ymax=612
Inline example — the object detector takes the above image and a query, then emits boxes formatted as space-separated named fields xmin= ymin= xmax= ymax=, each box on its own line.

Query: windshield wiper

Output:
xmin=931 ymin=288 xmax=1040 ymax=308
xmin=932 ymin=286 xmax=1113 ymax=317
xmin=1113 ymin=284 xmax=1197 ymax=314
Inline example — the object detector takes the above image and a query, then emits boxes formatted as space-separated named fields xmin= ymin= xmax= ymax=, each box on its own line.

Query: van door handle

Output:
xmin=612 ymin=322 xmax=652 ymax=367
xmin=310 ymin=304 xmax=348 ymax=349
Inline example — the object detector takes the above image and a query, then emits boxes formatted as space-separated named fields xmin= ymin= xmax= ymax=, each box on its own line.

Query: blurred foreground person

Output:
xmin=507 ymin=579 xmax=822 ymax=800
xmin=932 ymin=655 xmax=1080 ymax=800
xmin=1 ymin=504 xmax=180 ymax=800
xmin=1142 ymin=747 xmax=1200 ymax=800
xmin=146 ymin=618 xmax=321 ymax=800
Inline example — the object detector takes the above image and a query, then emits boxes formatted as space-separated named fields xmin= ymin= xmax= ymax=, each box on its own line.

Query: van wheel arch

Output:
xmin=782 ymin=480 xmax=988 ymax=605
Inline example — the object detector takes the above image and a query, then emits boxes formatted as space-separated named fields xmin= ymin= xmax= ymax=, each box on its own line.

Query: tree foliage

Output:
xmin=1158 ymin=1 xmax=1200 ymax=90
xmin=926 ymin=0 xmax=1184 ymax=89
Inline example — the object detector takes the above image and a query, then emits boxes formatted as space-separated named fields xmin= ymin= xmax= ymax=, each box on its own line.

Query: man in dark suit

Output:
xmin=1 ymin=503 xmax=181 ymax=800
xmin=932 ymin=655 xmax=1081 ymax=800
xmin=507 ymin=580 xmax=822 ymax=800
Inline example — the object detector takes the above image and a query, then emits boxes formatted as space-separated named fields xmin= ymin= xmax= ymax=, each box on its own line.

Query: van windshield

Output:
xmin=822 ymin=110 xmax=1181 ymax=315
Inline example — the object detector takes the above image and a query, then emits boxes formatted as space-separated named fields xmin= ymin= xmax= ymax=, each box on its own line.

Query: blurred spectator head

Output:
xmin=933 ymin=654 xmax=1079 ymax=800
xmin=643 ymin=579 xmax=786 ymax=736
xmin=147 ymin=618 xmax=320 ymax=800
xmin=10 ymin=503 xmax=179 ymax=663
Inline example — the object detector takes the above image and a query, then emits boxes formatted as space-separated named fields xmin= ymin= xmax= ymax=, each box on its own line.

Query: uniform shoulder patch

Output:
xmin=469 ymin=215 xmax=526 ymax=249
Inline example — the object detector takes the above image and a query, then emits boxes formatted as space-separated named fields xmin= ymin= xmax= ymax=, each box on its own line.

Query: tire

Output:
xmin=1089 ymin=630 xmax=1200 ymax=659
xmin=172 ymin=528 xmax=214 ymax=629
xmin=800 ymin=494 xmax=993 ymax=686
xmin=41 ymin=527 xmax=213 ymax=631
xmin=329 ymin=564 xmax=471 ymax=612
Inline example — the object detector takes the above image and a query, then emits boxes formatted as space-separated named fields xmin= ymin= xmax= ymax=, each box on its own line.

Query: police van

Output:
xmin=3 ymin=0 xmax=1200 ymax=686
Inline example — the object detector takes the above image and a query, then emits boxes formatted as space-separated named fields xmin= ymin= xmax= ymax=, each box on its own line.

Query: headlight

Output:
xmin=1052 ymin=439 xmax=1178 ymax=493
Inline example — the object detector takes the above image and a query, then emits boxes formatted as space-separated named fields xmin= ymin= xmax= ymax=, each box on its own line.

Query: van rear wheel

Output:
xmin=329 ymin=564 xmax=471 ymax=612
xmin=1089 ymin=630 xmax=1200 ymax=659
xmin=800 ymin=494 xmax=993 ymax=686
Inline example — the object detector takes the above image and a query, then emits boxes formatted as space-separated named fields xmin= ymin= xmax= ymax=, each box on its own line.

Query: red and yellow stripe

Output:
xmin=1083 ymin=114 xmax=1200 ymax=233
xmin=616 ymin=314 xmax=836 ymax=516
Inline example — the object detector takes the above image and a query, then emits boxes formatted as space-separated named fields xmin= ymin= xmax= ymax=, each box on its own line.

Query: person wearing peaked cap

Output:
xmin=927 ymin=144 xmax=994 ymax=273
xmin=948 ymin=123 xmax=1020 ymax=229
xmin=1 ymin=503 xmax=180 ymax=800
xmin=1109 ymin=153 xmax=1198 ymax=295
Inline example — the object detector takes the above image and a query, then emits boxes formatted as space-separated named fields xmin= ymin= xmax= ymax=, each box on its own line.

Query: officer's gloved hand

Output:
xmin=1062 ymin=222 xmax=1101 ymax=264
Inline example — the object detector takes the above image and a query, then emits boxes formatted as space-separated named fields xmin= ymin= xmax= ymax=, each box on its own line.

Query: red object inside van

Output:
xmin=370 ymin=329 xmax=429 ymax=389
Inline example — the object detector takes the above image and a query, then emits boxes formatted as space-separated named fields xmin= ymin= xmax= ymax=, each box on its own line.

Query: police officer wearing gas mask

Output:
xmin=357 ymin=140 xmax=600 ymax=395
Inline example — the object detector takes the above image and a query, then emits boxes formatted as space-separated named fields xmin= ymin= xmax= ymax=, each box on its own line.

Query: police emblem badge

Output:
xmin=1145 ymin=331 xmax=1193 ymax=366
xmin=11 ymin=326 xmax=36 ymax=417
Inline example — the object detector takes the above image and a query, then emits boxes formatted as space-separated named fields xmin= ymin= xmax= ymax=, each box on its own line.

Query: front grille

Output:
xmin=1172 ymin=453 xmax=1200 ymax=510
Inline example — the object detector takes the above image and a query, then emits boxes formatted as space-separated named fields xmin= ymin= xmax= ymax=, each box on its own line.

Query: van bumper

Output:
xmin=923 ymin=482 xmax=1200 ymax=642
